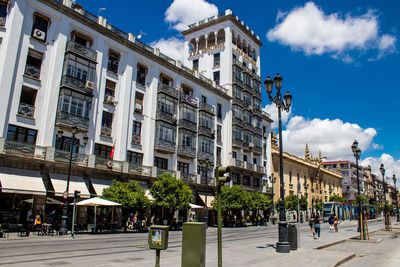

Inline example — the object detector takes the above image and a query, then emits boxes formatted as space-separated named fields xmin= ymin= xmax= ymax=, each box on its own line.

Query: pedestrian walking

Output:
xmin=309 ymin=212 xmax=315 ymax=238
xmin=314 ymin=213 xmax=321 ymax=239
xmin=328 ymin=212 xmax=335 ymax=232
xmin=334 ymin=215 xmax=338 ymax=232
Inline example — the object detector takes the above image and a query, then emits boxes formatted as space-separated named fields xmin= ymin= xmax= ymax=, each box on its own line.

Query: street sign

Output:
xmin=63 ymin=191 xmax=68 ymax=200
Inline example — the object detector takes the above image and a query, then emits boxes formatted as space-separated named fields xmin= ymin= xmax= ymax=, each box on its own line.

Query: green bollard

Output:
xmin=181 ymin=222 xmax=206 ymax=267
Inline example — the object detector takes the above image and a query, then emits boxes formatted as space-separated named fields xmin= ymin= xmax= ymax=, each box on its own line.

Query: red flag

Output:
xmin=109 ymin=143 xmax=115 ymax=160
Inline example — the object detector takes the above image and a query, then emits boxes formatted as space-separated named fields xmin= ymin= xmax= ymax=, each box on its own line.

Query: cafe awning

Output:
xmin=0 ymin=167 xmax=46 ymax=195
xmin=198 ymin=192 xmax=214 ymax=209
xmin=49 ymin=173 xmax=90 ymax=198
xmin=90 ymin=178 xmax=113 ymax=196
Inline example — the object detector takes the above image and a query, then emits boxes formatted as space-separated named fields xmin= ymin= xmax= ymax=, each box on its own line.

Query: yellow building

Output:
xmin=271 ymin=142 xmax=342 ymax=211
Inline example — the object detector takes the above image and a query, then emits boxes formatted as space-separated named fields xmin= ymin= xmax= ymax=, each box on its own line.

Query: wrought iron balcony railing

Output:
xmin=232 ymin=138 xmax=244 ymax=148
xmin=132 ymin=134 xmax=141 ymax=145
xmin=0 ymin=16 xmax=6 ymax=27
xmin=24 ymin=64 xmax=41 ymax=79
xmin=197 ymin=151 xmax=214 ymax=160
xmin=198 ymin=126 xmax=214 ymax=137
xmin=61 ymin=75 xmax=93 ymax=95
xmin=178 ymin=119 xmax=197 ymax=132
xmin=18 ymin=103 xmax=35 ymax=118
xmin=129 ymin=163 xmax=152 ymax=176
xmin=180 ymin=94 xmax=199 ymax=106
xmin=158 ymin=83 xmax=179 ymax=98
xmin=56 ymin=111 xmax=90 ymax=130
xmin=157 ymin=169 xmax=177 ymax=177
xmin=66 ymin=40 xmax=97 ymax=61
xmin=101 ymin=126 xmax=112 ymax=137
xmin=156 ymin=110 xmax=177 ymax=124
xmin=253 ymin=146 xmax=262 ymax=154
xmin=154 ymin=139 xmax=176 ymax=153
xmin=199 ymin=102 xmax=215 ymax=115
xmin=246 ymin=162 xmax=254 ymax=171
xmin=54 ymin=149 xmax=88 ymax=166
xmin=3 ymin=140 xmax=46 ymax=159
xmin=177 ymin=145 xmax=196 ymax=158
xmin=181 ymin=173 xmax=198 ymax=183
xmin=95 ymin=157 xmax=123 ymax=171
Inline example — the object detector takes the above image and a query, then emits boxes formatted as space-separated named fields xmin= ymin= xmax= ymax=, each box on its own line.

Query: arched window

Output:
xmin=208 ymin=32 xmax=216 ymax=47
xmin=198 ymin=35 xmax=206 ymax=50
xmin=217 ymin=29 xmax=225 ymax=44
xmin=189 ymin=39 xmax=196 ymax=53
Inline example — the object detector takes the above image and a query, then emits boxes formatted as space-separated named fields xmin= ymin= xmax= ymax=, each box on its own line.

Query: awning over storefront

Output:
xmin=198 ymin=192 xmax=214 ymax=209
xmin=49 ymin=173 xmax=90 ymax=198
xmin=0 ymin=167 xmax=46 ymax=195
xmin=90 ymin=178 xmax=113 ymax=196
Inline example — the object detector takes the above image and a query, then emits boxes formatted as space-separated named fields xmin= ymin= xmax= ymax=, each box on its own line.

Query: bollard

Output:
xmin=181 ymin=222 xmax=206 ymax=267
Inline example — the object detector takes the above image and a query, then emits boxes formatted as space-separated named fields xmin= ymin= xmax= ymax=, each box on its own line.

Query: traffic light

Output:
xmin=216 ymin=166 xmax=230 ymax=184
xmin=74 ymin=190 xmax=81 ymax=199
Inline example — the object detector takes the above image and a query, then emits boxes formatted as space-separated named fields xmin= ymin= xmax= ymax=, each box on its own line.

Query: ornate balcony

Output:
xmin=180 ymin=94 xmax=198 ymax=107
xmin=157 ymin=169 xmax=177 ymax=177
xmin=178 ymin=145 xmax=196 ymax=158
xmin=253 ymin=127 xmax=263 ymax=136
xmin=54 ymin=149 xmax=88 ymax=166
xmin=246 ymin=162 xmax=254 ymax=171
xmin=199 ymin=102 xmax=215 ymax=115
xmin=24 ymin=64 xmax=41 ymax=79
xmin=3 ymin=140 xmax=46 ymax=159
xmin=232 ymin=117 xmax=242 ymax=125
xmin=129 ymin=164 xmax=152 ymax=176
xmin=158 ymin=83 xmax=179 ymax=98
xmin=95 ymin=157 xmax=123 ymax=171
xmin=18 ymin=103 xmax=35 ymax=118
xmin=56 ymin=111 xmax=90 ymax=130
xmin=132 ymin=134 xmax=141 ymax=145
xmin=154 ymin=139 xmax=176 ymax=153
xmin=66 ymin=40 xmax=97 ymax=62
xmin=198 ymin=126 xmax=214 ymax=137
xmin=61 ymin=75 xmax=93 ymax=95
xmin=181 ymin=173 xmax=198 ymax=184
xmin=156 ymin=110 xmax=177 ymax=124
xmin=101 ymin=127 xmax=112 ymax=137
xmin=178 ymin=119 xmax=197 ymax=132
xmin=253 ymin=146 xmax=262 ymax=155
xmin=232 ymin=138 xmax=243 ymax=148
xmin=255 ymin=165 xmax=265 ymax=174
xmin=0 ymin=16 xmax=6 ymax=27
xmin=197 ymin=151 xmax=214 ymax=160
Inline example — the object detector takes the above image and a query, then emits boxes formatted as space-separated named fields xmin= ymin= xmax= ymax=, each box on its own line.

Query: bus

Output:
xmin=322 ymin=202 xmax=341 ymax=222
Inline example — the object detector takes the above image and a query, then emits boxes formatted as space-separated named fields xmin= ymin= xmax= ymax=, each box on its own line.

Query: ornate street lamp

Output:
xmin=58 ymin=126 xmax=88 ymax=236
xmin=380 ymin=163 xmax=388 ymax=230
xmin=264 ymin=73 xmax=292 ymax=253
xmin=392 ymin=175 xmax=399 ymax=222
xmin=269 ymin=174 xmax=277 ymax=217
xmin=351 ymin=140 xmax=362 ymax=235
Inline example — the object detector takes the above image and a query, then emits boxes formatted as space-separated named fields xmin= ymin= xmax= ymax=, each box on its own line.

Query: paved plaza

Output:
xmin=1 ymin=219 xmax=400 ymax=266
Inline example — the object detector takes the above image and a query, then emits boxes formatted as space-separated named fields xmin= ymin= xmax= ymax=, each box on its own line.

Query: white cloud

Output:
xmin=150 ymin=37 xmax=185 ymax=62
xmin=267 ymin=1 xmax=396 ymax=62
xmin=263 ymin=104 xmax=291 ymax=129
xmin=280 ymin=116 xmax=377 ymax=160
xmin=165 ymin=0 xmax=218 ymax=31
xmin=360 ymin=154 xmax=400 ymax=183
xmin=372 ymin=143 xmax=384 ymax=150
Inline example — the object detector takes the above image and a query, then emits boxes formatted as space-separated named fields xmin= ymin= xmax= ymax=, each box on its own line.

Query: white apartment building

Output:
xmin=0 ymin=0 xmax=272 ymax=224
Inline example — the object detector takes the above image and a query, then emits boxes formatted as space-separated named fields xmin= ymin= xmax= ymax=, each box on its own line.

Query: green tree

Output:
xmin=352 ymin=194 xmax=368 ymax=205
xmin=299 ymin=195 xmax=308 ymax=211
xmin=285 ymin=195 xmax=299 ymax=211
xmin=150 ymin=173 xmax=193 ymax=224
xmin=315 ymin=200 xmax=324 ymax=212
xmin=329 ymin=195 xmax=347 ymax=203
xmin=248 ymin=191 xmax=272 ymax=216
xmin=102 ymin=179 xmax=150 ymax=216
xmin=212 ymin=185 xmax=250 ymax=212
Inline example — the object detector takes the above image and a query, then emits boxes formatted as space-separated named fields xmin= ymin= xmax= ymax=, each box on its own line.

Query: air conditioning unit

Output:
xmin=134 ymin=103 xmax=142 ymax=113
xmin=33 ymin=29 xmax=46 ymax=41
xmin=248 ymin=105 xmax=253 ymax=111
xmin=249 ymin=143 xmax=254 ymax=148
xmin=85 ymin=81 xmax=95 ymax=90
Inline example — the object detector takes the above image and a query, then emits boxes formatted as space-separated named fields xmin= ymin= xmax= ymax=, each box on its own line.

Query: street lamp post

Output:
xmin=351 ymin=140 xmax=362 ymax=234
xmin=304 ymin=183 xmax=309 ymax=220
xmin=58 ymin=126 xmax=88 ymax=236
xmin=204 ymin=159 xmax=212 ymax=227
xmin=380 ymin=163 xmax=387 ymax=230
xmin=392 ymin=175 xmax=399 ymax=222
xmin=270 ymin=174 xmax=277 ymax=218
xmin=264 ymin=74 xmax=292 ymax=253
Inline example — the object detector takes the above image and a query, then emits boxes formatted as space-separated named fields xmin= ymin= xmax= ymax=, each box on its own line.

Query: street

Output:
xmin=1 ymin=219 xmax=399 ymax=266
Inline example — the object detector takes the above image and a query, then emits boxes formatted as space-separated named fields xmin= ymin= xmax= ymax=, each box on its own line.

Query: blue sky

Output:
xmin=79 ymin=0 xmax=400 ymax=178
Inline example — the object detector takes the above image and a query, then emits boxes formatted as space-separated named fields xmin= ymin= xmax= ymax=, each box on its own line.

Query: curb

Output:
xmin=331 ymin=253 xmax=356 ymax=267
xmin=314 ymin=239 xmax=346 ymax=250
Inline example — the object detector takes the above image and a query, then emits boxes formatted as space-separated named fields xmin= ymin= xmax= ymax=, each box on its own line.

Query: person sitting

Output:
xmin=34 ymin=214 xmax=42 ymax=234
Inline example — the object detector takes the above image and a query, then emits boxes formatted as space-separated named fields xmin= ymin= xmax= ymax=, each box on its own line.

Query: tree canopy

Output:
xmin=150 ymin=172 xmax=193 ymax=211
xmin=329 ymin=195 xmax=347 ymax=203
xmin=102 ymin=179 xmax=150 ymax=213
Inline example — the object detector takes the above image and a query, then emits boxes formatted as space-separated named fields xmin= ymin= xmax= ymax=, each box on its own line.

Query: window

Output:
xmin=233 ymin=84 xmax=243 ymax=100
xmin=213 ymin=53 xmax=220 ymax=67
xmin=213 ymin=71 xmax=220 ymax=85
xmin=244 ymin=73 xmax=251 ymax=87
xmin=156 ymin=122 xmax=175 ymax=143
xmin=132 ymin=120 xmax=142 ymax=137
xmin=154 ymin=157 xmax=168 ymax=170
xmin=180 ymin=105 xmax=197 ymax=122
xmin=60 ymin=89 xmax=91 ymax=118
xmin=254 ymin=98 xmax=261 ymax=111
xmin=234 ymin=67 xmax=242 ymax=81
xmin=157 ymin=94 xmax=175 ymax=114
xmin=25 ymin=49 xmax=43 ymax=79
xmin=289 ymin=171 xmax=292 ymax=184
xmin=244 ymin=92 xmax=252 ymax=105
xmin=64 ymin=53 xmax=96 ymax=82
xmin=127 ymin=151 xmax=143 ymax=166
xmin=254 ymin=116 xmax=262 ymax=129
xmin=253 ymin=158 xmax=257 ymax=165
xmin=233 ymin=105 xmax=242 ymax=119
xmin=233 ymin=126 xmax=243 ymax=140
xmin=6 ymin=125 xmax=37 ymax=145
xmin=232 ymin=173 xmax=238 ymax=184
xmin=160 ymin=73 xmax=173 ymax=87
xmin=217 ymin=147 xmax=221 ymax=165
xmin=252 ymin=79 xmax=261 ymax=93
xmin=94 ymin=143 xmax=112 ymax=159
xmin=178 ymin=162 xmax=189 ymax=174
xmin=31 ymin=13 xmax=50 ymax=42
xmin=192 ymin=59 xmax=199 ymax=71
xmin=243 ymin=176 xmax=250 ymax=186
xmin=134 ymin=92 xmax=144 ymax=114
xmin=199 ymin=112 xmax=214 ymax=129
xmin=217 ymin=103 xmax=222 ymax=119
xmin=56 ymin=136 xmax=79 ymax=153
xmin=201 ymin=95 xmax=207 ymax=104
xmin=199 ymin=137 xmax=213 ymax=154
xmin=243 ymin=112 xmax=252 ymax=125
xmin=18 ymin=86 xmax=37 ymax=118
xmin=101 ymin=111 xmax=113 ymax=136
xmin=182 ymin=84 xmax=193 ymax=96
xmin=107 ymin=50 xmax=120 ymax=74
xmin=254 ymin=178 xmax=260 ymax=187
xmin=232 ymin=151 xmax=237 ymax=159
xmin=104 ymin=79 xmax=116 ymax=98
xmin=180 ymin=131 xmax=194 ymax=147
xmin=217 ymin=125 xmax=222 ymax=142
xmin=243 ymin=154 xmax=247 ymax=162
xmin=136 ymin=64 xmax=147 ymax=86
xmin=0 ymin=1 xmax=8 ymax=27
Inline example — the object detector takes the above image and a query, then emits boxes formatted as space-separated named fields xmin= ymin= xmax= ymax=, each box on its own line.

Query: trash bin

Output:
xmin=288 ymin=223 xmax=297 ymax=250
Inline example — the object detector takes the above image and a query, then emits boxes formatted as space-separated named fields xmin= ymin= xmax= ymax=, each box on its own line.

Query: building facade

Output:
xmin=271 ymin=142 xmax=342 ymax=212
xmin=0 ymin=0 xmax=272 ymax=224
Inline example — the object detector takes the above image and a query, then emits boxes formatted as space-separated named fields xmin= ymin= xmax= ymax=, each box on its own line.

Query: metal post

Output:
xmin=276 ymin=104 xmax=290 ymax=253
xmin=71 ymin=195 xmax=77 ymax=238
xmin=217 ymin=183 xmax=222 ymax=267
xmin=60 ymin=132 xmax=75 ymax=235
xmin=297 ymin=182 xmax=300 ymax=248
xmin=155 ymin=249 xmax=160 ymax=267
xmin=355 ymin=157 xmax=362 ymax=235
xmin=204 ymin=162 xmax=208 ymax=227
